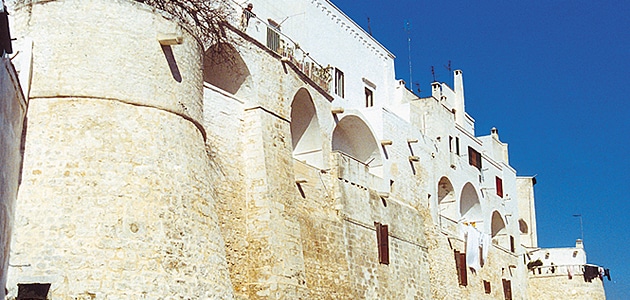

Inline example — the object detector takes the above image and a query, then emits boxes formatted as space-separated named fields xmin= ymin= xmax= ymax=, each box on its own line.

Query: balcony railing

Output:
xmin=529 ymin=264 xmax=583 ymax=277
xmin=235 ymin=6 xmax=332 ymax=93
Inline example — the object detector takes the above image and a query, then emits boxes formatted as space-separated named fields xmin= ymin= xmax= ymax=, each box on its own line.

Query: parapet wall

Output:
xmin=0 ymin=58 xmax=26 ymax=300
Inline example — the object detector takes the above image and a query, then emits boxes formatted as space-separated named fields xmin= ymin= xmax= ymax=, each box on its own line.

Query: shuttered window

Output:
xmin=502 ymin=279 xmax=512 ymax=300
xmin=496 ymin=176 xmax=503 ymax=198
xmin=375 ymin=222 xmax=389 ymax=265
xmin=484 ymin=280 xmax=491 ymax=294
xmin=468 ymin=147 xmax=482 ymax=170
xmin=454 ymin=250 xmax=468 ymax=286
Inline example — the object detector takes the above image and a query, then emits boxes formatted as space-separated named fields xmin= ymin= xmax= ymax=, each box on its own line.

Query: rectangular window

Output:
xmin=484 ymin=280 xmax=491 ymax=294
xmin=510 ymin=235 xmax=515 ymax=253
xmin=375 ymin=222 xmax=389 ymax=265
xmin=334 ymin=68 xmax=345 ymax=97
xmin=455 ymin=137 xmax=460 ymax=155
xmin=502 ymin=279 xmax=512 ymax=300
xmin=454 ymin=250 xmax=468 ymax=286
xmin=449 ymin=136 xmax=453 ymax=152
xmin=496 ymin=177 xmax=503 ymax=198
xmin=365 ymin=87 xmax=374 ymax=107
xmin=468 ymin=146 xmax=482 ymax=170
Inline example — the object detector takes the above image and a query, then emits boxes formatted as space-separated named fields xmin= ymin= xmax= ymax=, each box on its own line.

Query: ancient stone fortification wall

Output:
xmin=529 ymin=274 xmax=606 ymax=299
xmin=202 ymin=24 xmax=434 ymax=298
xmin=7 ymin=0 xmax=233 ymax=298
xmin=0 ymin=59 xmax=26 ymax=300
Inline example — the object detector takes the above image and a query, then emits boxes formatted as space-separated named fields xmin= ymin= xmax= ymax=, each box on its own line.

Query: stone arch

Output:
xmin=491 ymin=211 xmax=507 ymax=237
xmin=437 ymin=177 xmax=457 ymax=227
xmin=460 ymin=182 xmax=482 ymax=223
xmin=291 ymin=88 xmax=324 ymax=168
xmin=203 ymin=43 xmax=250 ymax=94
xmin=332 ymin=115 xmax=383 ymax=176
xmin=518 ymin=218 xmax=529 ymax=234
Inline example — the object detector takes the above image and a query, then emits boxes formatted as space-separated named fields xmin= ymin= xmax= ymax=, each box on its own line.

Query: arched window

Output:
xmin=290 ymin=88 xmax=323 ymax=168
xmin=203 ymin=43 xmax=250 ymax=95
xmin=460 ymin=183 xmax=482 ymax=223
xmin=332 ymin=115 xmax=382 ymax=176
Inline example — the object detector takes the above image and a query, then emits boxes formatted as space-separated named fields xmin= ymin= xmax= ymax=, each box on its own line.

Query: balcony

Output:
xmin=238 ymin=10 xmax=332 ymax=93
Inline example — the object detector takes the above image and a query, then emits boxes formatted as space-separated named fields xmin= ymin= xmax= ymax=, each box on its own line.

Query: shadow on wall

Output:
xmin=203 ymin=43 xmax=249 ymax=94
xmin=291 ymin=88 xmax=324 ymax=169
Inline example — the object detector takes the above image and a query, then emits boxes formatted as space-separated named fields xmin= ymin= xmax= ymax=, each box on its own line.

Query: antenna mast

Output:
xmin=404 ymin=20 xmax=412 ymax=90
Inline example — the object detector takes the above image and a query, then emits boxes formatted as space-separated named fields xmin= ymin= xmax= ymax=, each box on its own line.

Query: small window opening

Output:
xmin=334 ymin=68 xmax=345 ymax=97
xmin=454 ymin=250 xmax=468 ymax=286
xmin=375 ymin=222 xmax=389 ymax=265
xmin=365 ymin=87 xmax=374 ymax=107
xmin=496 ymin=177 xmax=503 ymax=198
xmin=484 ymin=280 xmax=491 ymax=294
xmin=502 ymin=279 xmax=512 ymax=300
xmin=455 ymin=137 xmax=460 ymax=155
xmin=468 ymin=146 xmax=482 ymax=170
xmin=17 ymin=283 xmax=51 ymax=300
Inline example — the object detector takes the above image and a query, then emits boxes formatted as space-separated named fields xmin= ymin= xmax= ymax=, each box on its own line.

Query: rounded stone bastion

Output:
xmin=7 ymin=0 xmax=234 ymax=298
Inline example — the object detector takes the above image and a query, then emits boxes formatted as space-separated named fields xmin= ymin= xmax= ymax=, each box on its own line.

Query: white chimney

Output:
xmin=454 ymin=70 xmax=465 ymax=126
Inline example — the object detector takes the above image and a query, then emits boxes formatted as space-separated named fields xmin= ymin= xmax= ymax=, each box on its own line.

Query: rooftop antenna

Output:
xmin=279 ymin=12 xmax=306 ymax=26
xmin=367 ymin=17 xmax=372 ymax=36
xmin=431 ymin=66 xmax=436 ymax=82
xmin=404 ymin=20 xmax=412 ymax=90
xmin=573 ymin=214 xmax=584 ymax=242
xmin=444 ymin=60 xmax=452 ymax=72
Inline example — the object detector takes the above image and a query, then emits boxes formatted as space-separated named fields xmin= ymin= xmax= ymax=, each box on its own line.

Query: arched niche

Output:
xmin=332 ymin=115 xmax=383 ymax=176
xmin=291 ymin=88 xmax=324 ymax=168
xmin=460 ymin=182 xmax=482 ymax=223
xmin=203 ymin=43 xmax=250 ymax=95
xmin=491 ymin=211 xmax=507 ymax=237
xmin=437 ymin=177 xmax=457 ymax=226
xmin=518 ymin=218 xmax=529 ymax=234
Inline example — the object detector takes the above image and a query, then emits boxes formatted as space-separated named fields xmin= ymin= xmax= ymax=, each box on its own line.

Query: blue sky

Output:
xmin=331 ymin=0 xmax=629 ymax=298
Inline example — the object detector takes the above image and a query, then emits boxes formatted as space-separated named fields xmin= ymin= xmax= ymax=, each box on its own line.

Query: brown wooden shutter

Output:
xmin=468 ymin=147 xmax=482 ymax=170
xmin=376 ymin=223 xmax=389 ymax=265
xmin=484 ymin=280 xmax=491 ymax=294
xmin=502 ymin=279 xmax=512 ymax=300
xmin=496 ymin=176 xmax=503 ymax=198
xmin=454 ymin=250 xmax=468 ymax=286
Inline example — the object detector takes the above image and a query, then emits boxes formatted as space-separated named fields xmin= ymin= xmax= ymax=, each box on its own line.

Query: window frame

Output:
xmin=334 ymin=68 xmax=345 ymax=98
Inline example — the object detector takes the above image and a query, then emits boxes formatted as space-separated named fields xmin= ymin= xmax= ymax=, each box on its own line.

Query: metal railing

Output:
xmin=529 ymin=264 xmax=584 ymax=277
xmin=439 ymin=214 xmax=459 ymax=234
xmin=234 ymin=3 xmax=332 ymax=92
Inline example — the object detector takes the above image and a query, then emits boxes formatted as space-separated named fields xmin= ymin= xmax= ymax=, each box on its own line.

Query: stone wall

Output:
xmin=0 ymin=59 xmax=26 ymax=300
xmin=7 ymin=0 xmax=233 ymax=298
xmin=529 ymin=274 xmax=606 ymax=299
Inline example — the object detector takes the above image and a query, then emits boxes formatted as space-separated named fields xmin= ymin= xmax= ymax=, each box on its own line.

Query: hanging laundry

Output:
xmin=583 ymin=265 xmax=599 ymax=282
xmin=481 ymin=232 xmax=491 ymax=265
xmin=465 ymin=225 xmax=481 ymax=271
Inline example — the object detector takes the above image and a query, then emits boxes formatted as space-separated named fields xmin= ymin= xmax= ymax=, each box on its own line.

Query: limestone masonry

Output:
xmin=0 ymin=0 xmax=607 ymax=299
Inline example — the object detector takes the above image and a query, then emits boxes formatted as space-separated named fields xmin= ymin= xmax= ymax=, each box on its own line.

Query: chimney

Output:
xmin=454 ymin=70 xmax=465 ymax=126
xmin=431 ymin=82 xmax=441 ymax=99
xmin=575 ymin=239 xmax=584 ymax=249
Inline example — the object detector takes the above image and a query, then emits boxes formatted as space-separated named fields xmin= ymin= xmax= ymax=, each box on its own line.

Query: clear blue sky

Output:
xmin=331 ymin=0 xmax=629 ymax=298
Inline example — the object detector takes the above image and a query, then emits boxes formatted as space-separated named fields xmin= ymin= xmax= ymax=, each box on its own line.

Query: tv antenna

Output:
xmin=404 ymin=20 xmax=413 ymax=90
xmin=367 ymin=17 xmax=372 ymax=36
xmin=431 ymin=66 xmax=436 ymax=82
xmin=444 ymin=60 xmax=452 ymax=72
